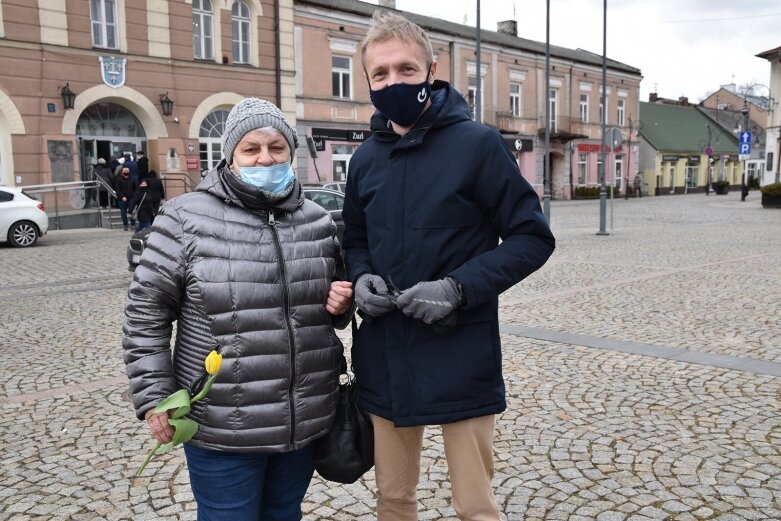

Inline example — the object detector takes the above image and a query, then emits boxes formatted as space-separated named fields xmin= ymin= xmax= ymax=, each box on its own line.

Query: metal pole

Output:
xmin=597 ymin=0 xmax=608 ymax=235
xmin=475 ymin=0 xmax=481 ymax=124
xmin=543 ymin=0 xmax=551 ymax=223
xmin=741 ymin=97 xmax=748 ymax=202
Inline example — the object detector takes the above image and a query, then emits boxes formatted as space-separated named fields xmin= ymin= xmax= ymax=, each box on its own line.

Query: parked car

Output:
xmin=0 ymin=186 xmax=48 ymax=247
xmin=321 ymin=181 xmax=346 ymax=193
xmin=128 ymin=187 xmax=345 ymax=269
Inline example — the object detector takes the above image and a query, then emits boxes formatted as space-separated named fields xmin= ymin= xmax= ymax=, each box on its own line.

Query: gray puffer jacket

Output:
xmin=123 ymin=167 xmax=346 ymax=453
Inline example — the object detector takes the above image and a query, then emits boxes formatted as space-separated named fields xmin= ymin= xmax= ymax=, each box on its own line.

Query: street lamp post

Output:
xmin=741 ymin=100 xmax=749 ymax=202
xmin=597 ymin=0 xmax=608 ymax=236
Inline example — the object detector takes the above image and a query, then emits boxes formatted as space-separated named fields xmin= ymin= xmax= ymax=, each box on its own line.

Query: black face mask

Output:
xmin=369 ymin=75 xmax=432 ymax=127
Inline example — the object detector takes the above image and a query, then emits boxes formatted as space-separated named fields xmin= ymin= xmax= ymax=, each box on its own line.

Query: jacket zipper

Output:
xmin=268 ymin=210 xmax=297 ymax=447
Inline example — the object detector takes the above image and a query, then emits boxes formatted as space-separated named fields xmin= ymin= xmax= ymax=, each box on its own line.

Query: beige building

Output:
xmin=0 ymin=0 xmax=295 ymax=189
xmin=293 ymin=0 xmax=642 ymax=199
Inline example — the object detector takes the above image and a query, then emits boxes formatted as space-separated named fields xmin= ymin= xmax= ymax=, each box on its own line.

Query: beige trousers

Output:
xmin=371 ymin=414 xmax=500 ymax=521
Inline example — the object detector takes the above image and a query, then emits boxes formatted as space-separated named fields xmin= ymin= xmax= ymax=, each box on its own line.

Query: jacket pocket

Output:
xmin=414 ymin=321 xmax=501 ymax=411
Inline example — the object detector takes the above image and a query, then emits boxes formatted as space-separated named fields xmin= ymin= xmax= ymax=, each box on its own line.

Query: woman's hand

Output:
xmin=145 ymin=409 xmax=174 ymax=444
xmin=326 ymin=280 xmax=353 ymax=315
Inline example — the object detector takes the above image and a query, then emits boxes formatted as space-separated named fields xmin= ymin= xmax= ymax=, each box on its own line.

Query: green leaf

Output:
xmin=168 ymin=417 xmax=199 ymax=445
xmin=152 ymin=389 xmax=191 ymax=419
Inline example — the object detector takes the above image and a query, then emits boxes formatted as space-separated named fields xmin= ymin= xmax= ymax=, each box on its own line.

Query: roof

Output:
xmin=639 ymin=101 xmax=737 ymax=154
xmin=297 ymin=0 xmax=642 ymax=76
xmin=697 ymin=106 xmax=763 ymax=137
xmin=756 ymin=45 xmax=781 ymax=60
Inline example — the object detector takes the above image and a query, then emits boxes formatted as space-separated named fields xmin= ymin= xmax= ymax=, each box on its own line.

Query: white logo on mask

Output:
xmin=417 ymin=87 xmax=428 ymax=103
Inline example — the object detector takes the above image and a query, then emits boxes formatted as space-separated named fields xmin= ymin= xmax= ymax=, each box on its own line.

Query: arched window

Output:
xmin=232 ymin=1 xmax=251 ymax=64
xmin=192 ymin=0 xmax=214 ymax=60
xmin=199 ymin=109 xmax=230 ymax=172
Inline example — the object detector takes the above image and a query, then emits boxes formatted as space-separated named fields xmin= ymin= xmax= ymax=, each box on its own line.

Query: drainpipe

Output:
xmin=274 ymin=0 xmax=281 ymax=107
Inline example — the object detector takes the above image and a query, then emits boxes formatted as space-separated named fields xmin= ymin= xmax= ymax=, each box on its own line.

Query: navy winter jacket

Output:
xmin=342 ymin=80 xmax=555 ymax=427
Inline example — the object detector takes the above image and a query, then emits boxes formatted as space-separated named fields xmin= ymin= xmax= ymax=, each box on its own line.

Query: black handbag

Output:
xmin=313 ymin=319 xmax=374 ymax=484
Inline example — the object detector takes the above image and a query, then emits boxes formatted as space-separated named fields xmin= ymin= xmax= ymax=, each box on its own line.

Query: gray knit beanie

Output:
xmin=222 ymin=98 xmax=299 ymax=165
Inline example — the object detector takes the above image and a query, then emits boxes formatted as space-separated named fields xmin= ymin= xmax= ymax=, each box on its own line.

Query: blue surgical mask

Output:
xmin=238 ymin=163 xmax=295 ymax=193
xmin=369 ymin=78 xmax=431 ymax=127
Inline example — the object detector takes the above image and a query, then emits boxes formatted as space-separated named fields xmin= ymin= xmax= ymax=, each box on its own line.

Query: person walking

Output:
xmin=342 ymin=12 xmax=555 ymax=521
xmin=122 ymin=97 xmax=353 ymax=520
xmin=633 ymin=175 xmax=642 ymax=198
xmin=136 ymin=150 xmax=149 ymax=180
xmin=92 ymin=158 xmax=113 ymax=207
xmin=114 ymin=166 xmax=137 ymax=231
xmin=128 ymin=179 xmax=155 ymax=232
xmin=123 ymin=153 xmax=140 ymax=184
xmin=144 ymin=169 xmax=166 ymax=216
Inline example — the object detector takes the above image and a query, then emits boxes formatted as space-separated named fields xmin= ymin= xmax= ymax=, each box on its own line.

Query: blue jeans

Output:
xmin=134 ymin=221 xmax=151 ymax=233
xmin=117 ymin=200 xmax=136 ymax=228
xmin=183 ymin=443 xmax=315 ymax=521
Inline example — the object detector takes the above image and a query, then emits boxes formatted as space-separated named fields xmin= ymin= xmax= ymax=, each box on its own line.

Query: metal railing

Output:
xmin=160 ymin=172 xmax=197 ymax=196
xmin=22 ymin=180 xmax=112 ymax=230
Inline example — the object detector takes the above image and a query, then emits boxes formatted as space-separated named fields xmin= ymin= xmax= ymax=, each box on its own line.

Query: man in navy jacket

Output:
xmin=342 ymin=11 xmax=555 ymax=521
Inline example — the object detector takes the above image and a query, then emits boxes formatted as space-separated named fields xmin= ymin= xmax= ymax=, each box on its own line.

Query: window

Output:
xmin=578 ymin=153 xmax=587 ymax=184
xmin=580 ymin=94 xmax=588 ymax=122
xmin=468 ymin=75 xmax=477 ymax=120
xmin=0 ymin=190 xmax=13 ymax=202
xmin=510 ymin=83 xmax=521 ymax=117
xmin=332 ymin=144 xmax=355 ymax=181
xmin=90 ymin=0 xmax=117 ymax=49
xmin=332 ymin=56 xmax=352 ymax=99
xmin=617 ymin=99 xmax=625 ymax=127
xmin=600 ymin=100 xmax=605 ymax=124
xmin=199 ymin=109 xmax=230 ymax=172
xmin=231 ymin=1 xmax=250 ymax=64
xmin=193 ymin=0 xmax=214 ymax=60
xmin=669 ymin=166 xmax=675 ymax=191
xmin=549 ymin=89 xmax=559 ymax=133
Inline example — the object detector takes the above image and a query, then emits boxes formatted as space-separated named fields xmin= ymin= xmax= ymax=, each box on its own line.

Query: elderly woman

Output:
xmin=123 ymin=98 xmax=353 ymax=520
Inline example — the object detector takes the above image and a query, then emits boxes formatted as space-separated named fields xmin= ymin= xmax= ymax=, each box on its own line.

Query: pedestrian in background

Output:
xmin=128 ymin=179 xmax=155 ymax=233
xmin=633 ymin=175 xmax=642 ymax=198
xmin=342 ymin=12 xmax=555 ymax=521
xmin=145 ymin=169 xmax=166 ymax=216
xmin=123 ymin=97 xmax=353 ymax=520
xmin=92 ymin=158 xmax=113 ymax=207
xmin=136 ymin=150 xmax=149 ymax=180
xmin=114 ymin=166 xmax=136 ymax=231
xmin=123 ymin=153 xmax=140 ymax=184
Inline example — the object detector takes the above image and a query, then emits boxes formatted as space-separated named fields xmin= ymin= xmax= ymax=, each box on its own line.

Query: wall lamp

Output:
xmin=160 ymin=92 xmax=174 ymax=116
xmin=59 ymin=83 xmax=76 ymax=110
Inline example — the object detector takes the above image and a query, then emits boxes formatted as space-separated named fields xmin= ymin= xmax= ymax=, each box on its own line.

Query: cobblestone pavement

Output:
xmin=1 ymin=192 xmax=779 ymax=520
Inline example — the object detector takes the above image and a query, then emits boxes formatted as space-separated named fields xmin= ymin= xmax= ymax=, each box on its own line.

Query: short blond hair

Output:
xmin=360 ymin=11 xmax=434 ymax=71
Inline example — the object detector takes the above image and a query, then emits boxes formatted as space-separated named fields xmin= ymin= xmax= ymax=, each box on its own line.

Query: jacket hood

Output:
xmin=197 ymin=159 xmax=304 ymax=214
xmin=369 ymin=80 xmax=472 ymax=142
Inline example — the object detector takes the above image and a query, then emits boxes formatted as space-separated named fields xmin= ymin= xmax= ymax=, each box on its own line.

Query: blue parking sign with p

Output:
xmin=739 ymin=132 xmax=752 ymax=155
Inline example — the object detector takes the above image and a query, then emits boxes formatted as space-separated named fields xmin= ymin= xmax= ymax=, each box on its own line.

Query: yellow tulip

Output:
xmin=204 ymin=350 xmax=222 ymax=375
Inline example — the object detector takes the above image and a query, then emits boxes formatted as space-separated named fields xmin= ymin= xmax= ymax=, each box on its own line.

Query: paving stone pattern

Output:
xmin=1 ymin=192 xmax=779 ymax=520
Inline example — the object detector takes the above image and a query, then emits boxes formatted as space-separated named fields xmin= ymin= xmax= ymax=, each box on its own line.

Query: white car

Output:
xmin=321 ymin=181 xmax=346 ymax=193
xmin=0 ymin=186 xmax=49 ymax=247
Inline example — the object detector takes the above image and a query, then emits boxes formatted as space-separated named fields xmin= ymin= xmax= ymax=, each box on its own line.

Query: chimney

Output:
xmin=649 ymin=92 xmax=658 ymax=102
xmin=678 ymin=96 xmax=689 ymax=106
xmin=497 ymin=20 xmax=517 ymax=37
xmin=378 ymin=0 xmax=396 ymax=8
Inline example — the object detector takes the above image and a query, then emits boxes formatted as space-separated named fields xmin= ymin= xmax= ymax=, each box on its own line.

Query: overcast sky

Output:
xmin=365 ymin=0 xmax=780 ymax=103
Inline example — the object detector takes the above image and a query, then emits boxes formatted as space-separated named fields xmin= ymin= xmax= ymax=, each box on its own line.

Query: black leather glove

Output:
xmin=395 ymin=277 xmax=463 ymax=324
xmin=354 ymin=274 xmax=396 ymax=317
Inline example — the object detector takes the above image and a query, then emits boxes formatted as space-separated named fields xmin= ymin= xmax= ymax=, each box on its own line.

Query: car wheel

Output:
xmin=8 ymin=221 xmax=39 ymax=247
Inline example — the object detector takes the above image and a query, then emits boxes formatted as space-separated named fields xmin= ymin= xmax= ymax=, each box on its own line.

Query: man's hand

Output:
xmin=355 ymin=274 xmax=396 ymax=317
xmin=145 ymin=409 xmax=173 ymax=445
xmin=326 ymin=280 xmax=353 ymax=315
xmin=395 ymin=277 xmax=463 ymax=324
